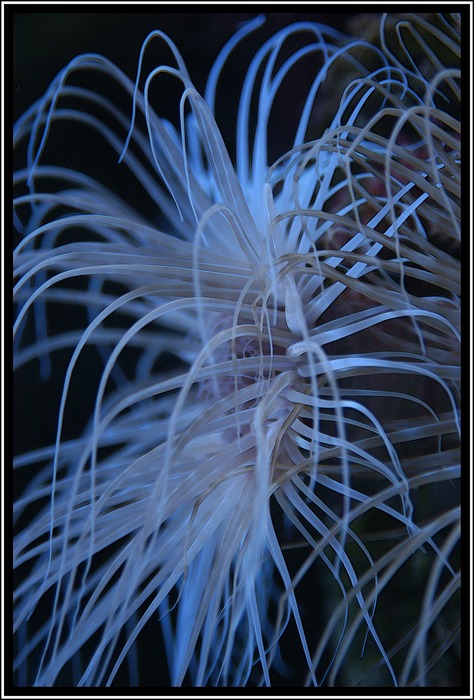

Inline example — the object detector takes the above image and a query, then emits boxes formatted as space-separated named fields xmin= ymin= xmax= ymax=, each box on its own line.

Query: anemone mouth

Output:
xmin=13 ymin=12 xmax=461 ymax=688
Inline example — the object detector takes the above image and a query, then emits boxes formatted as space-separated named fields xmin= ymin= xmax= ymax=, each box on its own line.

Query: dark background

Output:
xmin=13 ymin=10 xmax=362 ymax=120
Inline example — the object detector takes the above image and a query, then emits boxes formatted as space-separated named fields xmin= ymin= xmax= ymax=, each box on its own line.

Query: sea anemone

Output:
xmin=13 ymin=12 xmax=461 ymax=687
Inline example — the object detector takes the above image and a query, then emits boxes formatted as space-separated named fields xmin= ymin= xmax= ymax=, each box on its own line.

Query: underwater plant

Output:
xmin=13 ymin=12 xmax=461 ymax=687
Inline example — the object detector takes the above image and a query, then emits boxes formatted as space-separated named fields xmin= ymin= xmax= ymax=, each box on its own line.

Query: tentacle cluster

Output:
xmin=13 ymin=13 xmax=461 ymax=687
